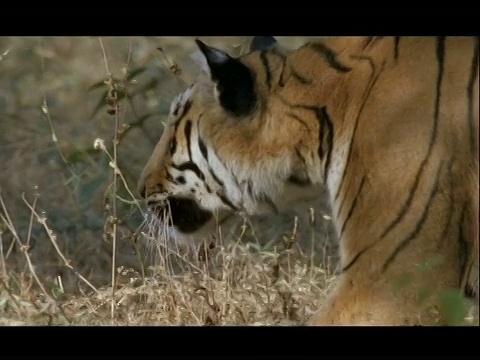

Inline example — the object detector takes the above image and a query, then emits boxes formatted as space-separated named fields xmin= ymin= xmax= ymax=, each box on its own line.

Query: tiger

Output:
xmin=137 ymin=36 xmax=479 ymax=326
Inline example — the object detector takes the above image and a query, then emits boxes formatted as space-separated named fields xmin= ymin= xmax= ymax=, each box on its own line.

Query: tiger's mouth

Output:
xmin=150 ymin=196 xmax=213 ymax=234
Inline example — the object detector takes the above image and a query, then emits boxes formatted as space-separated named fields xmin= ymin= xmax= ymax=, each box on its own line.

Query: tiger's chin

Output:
xmin=152 ymin=197 xmax=213 ymax=234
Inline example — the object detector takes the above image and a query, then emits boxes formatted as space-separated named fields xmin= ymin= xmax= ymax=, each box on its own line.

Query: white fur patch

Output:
xmin=190 ymin=49 xmax=211 ymax=75
xmin=326 ymin=134 xmax=350 ymax=217
xmin=169 ymin=87 xmax=194 ymax=118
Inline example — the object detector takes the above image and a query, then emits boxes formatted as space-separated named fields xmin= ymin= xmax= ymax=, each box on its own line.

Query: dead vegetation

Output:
xmin=0 ymin=231 xmax=336 ymax=326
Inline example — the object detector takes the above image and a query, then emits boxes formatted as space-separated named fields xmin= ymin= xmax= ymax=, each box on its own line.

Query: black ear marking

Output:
xmin=195 ymin=39 xmax=257 ymax=117
xmin=250 ymin=36 xmax=278 ymax=52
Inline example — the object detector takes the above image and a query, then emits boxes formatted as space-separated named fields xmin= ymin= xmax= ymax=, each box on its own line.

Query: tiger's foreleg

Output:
xmin=307 ymin=272 xmax=443 ymax=326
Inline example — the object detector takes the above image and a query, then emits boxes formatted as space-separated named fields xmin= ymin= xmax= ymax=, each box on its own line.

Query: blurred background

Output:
xmin=0 ymin=36 xmax=337 ymax=293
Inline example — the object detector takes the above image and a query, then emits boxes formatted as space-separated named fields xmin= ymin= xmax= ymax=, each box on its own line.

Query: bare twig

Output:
xmin=93 ymin=139 xmax=144 ymax=214
xmin=0 ymin=218 xmax=7 ymax=281
xmin=98 ymin=37 xmax=122 ymax=322
xmin=25 ymin=187 xmax=39 ymax=249
xmin=20 ymin=193 xmax=100 ymax=296
xmin=37 ymin=39 xmax=80 ymax=186
xmin=0 ymin=193 xmax=54 ymax=303
xmin=98 ymin=38 xmax=112 ymax=77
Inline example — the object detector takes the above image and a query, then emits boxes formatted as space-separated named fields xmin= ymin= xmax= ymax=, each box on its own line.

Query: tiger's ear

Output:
xmin=249 ymin=36 xmax=278 ymax=52
xmin=194 ymin=39 xmax=257 ymax=117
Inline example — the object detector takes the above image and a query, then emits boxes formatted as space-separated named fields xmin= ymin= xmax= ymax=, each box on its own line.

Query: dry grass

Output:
xmin=0 ymin=232 xmax=336 ymax=326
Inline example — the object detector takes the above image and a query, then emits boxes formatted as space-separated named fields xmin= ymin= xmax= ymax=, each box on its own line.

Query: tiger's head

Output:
xmin=137 ymin=37 xmax=334 ymax=245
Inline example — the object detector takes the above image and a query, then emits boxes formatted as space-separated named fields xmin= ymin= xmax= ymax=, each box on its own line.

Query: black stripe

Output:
xmin=270 ymin=48 xmax=286 ymax=62
xmin=379 ymin=37 xmax=445 ymax=240
xmin=381 ymin=161 xmax=444 ymax=273
xmin=431 ymin=36 xmax=445 ymax=122
xmin=393 ymin=37 xmax=401 ymax=62
xmin=171 ymin=161 xmax=205 ymax=181
xmin=260 ymin=50 xmax=272 ymax=89
xmin=291 ymin=67 xmax=313 ymax=84
xmin=434 ymin=37 xmax=446 ymax=126
xmin=437 ymin=185 xmax=455 ymax=250
xmin=363 ymin=36 xmax=384 ymax=50
xmin=317 ymin=106 xmax=334 ymax=183
xmin=210 ymin=148 xmax=233 ymax=181
xmin=173 ymin=100 xmax=192 ymax=129
xmin=170 ymin=103 xmax=191 ymax=156
xmin=339 ymin=175 xmax=365 ymax=237
xmin=184 ymin=120 xmax=193 ymax=161
xmin=198 ymin=136 xmax=208 ymax=162
xmin=334 ymin=58 xmax=380 ymax=202
xmin=288 ymin=148 xmax=311 ymax=187
xmin=165 ymin=173 xmax=186 ymax=186
xmin=308 ymin=42 xmax=352 ymax=73
xmin=270 ymin=49 xmax=288 ymax=87
xmin=341 ymin=245 xmax=374 ymax=273
xmin=217 ymin=192 xmax=239 ymax=210
xmin=205 ymin=146 xmax=240 ymax=189
xmin=165 ymin=171 xmax=176 ymax=184
xmin=172 ymin=103 xmax=180 ymax=116
xmin=294 ymin=147 xmax=307 ymax=166
xmin=209 ymin=146 xmax=238 ymax=187
xmin=287 ymin=112 xmax=311 ymax=132
xmin=287 ymin=175 xmax=311 ymax=187
xmin=169 ymin=137 xmax=177 ymax=155
xmin=336 ymin=178 xmax=355 ymax=221
xmin=467 ymin=37 xmax=479 ymax=154
xmin=232 ymin=174 xmax=241 ymax=189
xmin=278 ymin=96 xmax=318 ymax=112
xmin=246 ymin=180 xmax=254 ymax=200
xmin=363 ymin=37 xmax=375 ymax=49
xmin=258 ymin=193 xmax=279 ymax=213
xmin=437 ymin=155 xmax=456 ymax=250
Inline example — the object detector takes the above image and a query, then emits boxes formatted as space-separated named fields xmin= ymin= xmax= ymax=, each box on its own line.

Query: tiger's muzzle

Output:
xmin=148 ymin=196 xmax=213 ymax=234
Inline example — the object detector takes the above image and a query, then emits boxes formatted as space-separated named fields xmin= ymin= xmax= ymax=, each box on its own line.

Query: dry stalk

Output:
xmin=98 ymin=37 xmax=120 ymax=322
xmin=20 ymin=193 xmax=100 ymax=296
xmin=37 ymin=39 xmax=81 ymax=186
xmin=0 ymin=193 xmax=54 ymax=303
xmin=0 ymin=193 xmax=73 ymax=324
xmin=0 ymin=219 xmax=7 ymax=281
xmin=93 ymin=139 xmax=144 ymax=214
xmin=309 ymin=206 xmax=316 ymax=283
xmin=274 ymin=215 xmax=299 ymax=321
xmin=25 ymin=187 xmax=39 ymax=250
